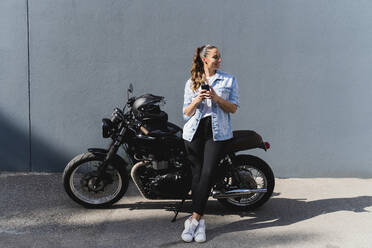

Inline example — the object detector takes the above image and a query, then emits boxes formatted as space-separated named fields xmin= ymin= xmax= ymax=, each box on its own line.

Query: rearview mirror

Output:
xmin=127 ymin=83 xmax=134 ymax=101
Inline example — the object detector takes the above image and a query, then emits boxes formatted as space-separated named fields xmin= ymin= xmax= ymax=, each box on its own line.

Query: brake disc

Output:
xmin=80 ymin=170 xmax=115 ymax=193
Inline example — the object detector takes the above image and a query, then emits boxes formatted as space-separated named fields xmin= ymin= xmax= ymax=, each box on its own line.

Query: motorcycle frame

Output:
xmin=88 ymin=136 xmax=242 ymax=201
xmin=88 ymin=98 xmax=266 ymax=197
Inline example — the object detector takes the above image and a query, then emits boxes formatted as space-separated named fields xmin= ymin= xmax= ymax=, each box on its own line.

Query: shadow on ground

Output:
xmin=111 ymin=194 xmax=372 ymax=241
xmin=1 ymin=174 xmax=372 ymax=247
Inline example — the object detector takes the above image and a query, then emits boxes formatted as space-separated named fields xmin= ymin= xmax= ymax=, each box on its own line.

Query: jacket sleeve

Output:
xmin=229 ymin=77 xmax=240 ymax=108
xmin=182 ymin=79 xmax=193 ymax=121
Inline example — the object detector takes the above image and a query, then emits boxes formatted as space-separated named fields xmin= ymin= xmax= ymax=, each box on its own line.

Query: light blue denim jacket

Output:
xmin=182 ymin=70 xmax=239 ymax=142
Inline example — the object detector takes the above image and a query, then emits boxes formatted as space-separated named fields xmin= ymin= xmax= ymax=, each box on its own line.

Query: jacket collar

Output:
xmin=209 ymin=70 xmax=224 ymax=85
xmin=215 ymin=70 xmax=224 ymax=79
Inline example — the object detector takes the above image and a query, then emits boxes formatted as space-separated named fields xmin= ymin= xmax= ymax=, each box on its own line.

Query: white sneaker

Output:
xmin=181 ymin=217 xmax=199 ymax=242
xmin=194 ymin=219 xmax=206 ymax=243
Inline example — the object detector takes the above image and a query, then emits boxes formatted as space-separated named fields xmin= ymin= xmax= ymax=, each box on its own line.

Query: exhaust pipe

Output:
xmin=212 ymin=188 xmax=267 ymax=199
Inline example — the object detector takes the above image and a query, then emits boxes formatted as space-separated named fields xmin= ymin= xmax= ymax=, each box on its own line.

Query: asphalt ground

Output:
xmin=0 ymin=173 xmax=371 ymax=248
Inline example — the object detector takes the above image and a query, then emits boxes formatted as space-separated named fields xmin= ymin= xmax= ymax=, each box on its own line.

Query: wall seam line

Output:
xmin=26 ymin=0 xmax=32 ymax=172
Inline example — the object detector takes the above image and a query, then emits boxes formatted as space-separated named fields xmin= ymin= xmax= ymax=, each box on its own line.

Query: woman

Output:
xmin=181 ymin=44 xmax=239 ymax=242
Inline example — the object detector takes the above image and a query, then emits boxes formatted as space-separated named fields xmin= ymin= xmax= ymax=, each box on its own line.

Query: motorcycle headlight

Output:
xmin=111 ymin=108 xmax=124 ymax=124
xmin=102 ymin=118 xmax=114 ymax=138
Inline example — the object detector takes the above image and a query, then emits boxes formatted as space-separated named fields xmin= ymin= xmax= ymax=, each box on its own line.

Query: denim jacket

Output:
xmin=182 ymin=70 xmax=239 ymax=142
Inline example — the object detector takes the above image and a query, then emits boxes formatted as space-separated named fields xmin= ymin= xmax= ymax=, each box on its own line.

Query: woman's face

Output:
xmin=203 ymin=48 xmax=221 ymax=71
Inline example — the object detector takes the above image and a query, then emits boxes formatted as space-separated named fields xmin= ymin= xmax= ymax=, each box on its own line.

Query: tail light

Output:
xmin=264 ymin=142 xmax=270 ymax=150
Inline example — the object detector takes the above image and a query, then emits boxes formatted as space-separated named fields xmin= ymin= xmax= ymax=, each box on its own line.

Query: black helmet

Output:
xmin=132 ymin=94 xmax=165 ymax=117
xmin=132 ymin=94 xmax=168 ymax=130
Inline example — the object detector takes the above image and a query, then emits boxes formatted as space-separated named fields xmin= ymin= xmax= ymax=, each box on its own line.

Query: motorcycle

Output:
xmin=63 ymin=84 xmax=275 ymax=221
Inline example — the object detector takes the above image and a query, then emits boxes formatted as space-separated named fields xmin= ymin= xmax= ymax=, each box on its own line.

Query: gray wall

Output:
xmin=2 ymin=0 xmax=372 ymax=177
xmin=0 ymin=0 xmax=29 ymax=171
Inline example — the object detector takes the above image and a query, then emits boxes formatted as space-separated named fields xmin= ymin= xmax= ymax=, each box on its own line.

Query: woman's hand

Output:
xmin=209 ymin=86 xmax=237 ymax=113
xmin=184 ymin=89 xmax=209 ymax=117
xmin=208 ymin=87 xmax=222 ymax=103
xmin=195 ymin=89 xmax=210 ymax=103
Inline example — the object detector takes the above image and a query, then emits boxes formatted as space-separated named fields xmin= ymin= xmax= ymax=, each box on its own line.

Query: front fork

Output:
xmin=99 ymin=141 xmax=119 ymax=169
xmin=94 ymin=128 xmax=126 ymax=186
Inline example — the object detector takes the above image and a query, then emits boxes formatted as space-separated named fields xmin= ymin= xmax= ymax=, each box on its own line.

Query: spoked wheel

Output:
xmin=62 ymin=152 xmax=129 ymax=208
xmin=218 ymin=155 xmax=275 ymax=210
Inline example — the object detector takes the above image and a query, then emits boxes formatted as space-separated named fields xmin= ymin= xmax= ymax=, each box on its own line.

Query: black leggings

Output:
xmin=184 ymin=116 xmax=229 ymax=216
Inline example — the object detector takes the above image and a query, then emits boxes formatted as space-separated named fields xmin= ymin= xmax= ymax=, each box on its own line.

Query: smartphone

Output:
xmin=201 ymin=84 xmax=210 ymax=91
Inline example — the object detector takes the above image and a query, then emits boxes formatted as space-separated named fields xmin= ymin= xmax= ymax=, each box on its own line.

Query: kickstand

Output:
xmin=171 ymin=198 xmax=185 ymax=222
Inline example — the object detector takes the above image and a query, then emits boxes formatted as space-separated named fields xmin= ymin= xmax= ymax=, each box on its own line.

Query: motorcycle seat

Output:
xmin=228 ymin=130 xmax=266 ymax=153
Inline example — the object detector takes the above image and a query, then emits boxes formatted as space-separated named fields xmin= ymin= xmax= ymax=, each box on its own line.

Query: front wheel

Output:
xmin=218 ymin=154 xmax=275 ymax=211
xmin=62 ymin=152 xmax=130 ymax=208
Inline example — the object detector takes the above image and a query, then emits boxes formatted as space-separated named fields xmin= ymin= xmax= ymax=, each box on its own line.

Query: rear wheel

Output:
xmin=218 ymin=155 xmax=275 ymax=210
xmin=62 ymin=152 xmax=129 ymax=208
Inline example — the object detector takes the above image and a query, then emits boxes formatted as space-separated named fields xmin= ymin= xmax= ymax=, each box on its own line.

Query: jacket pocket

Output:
xmin=218 ymin=86 xmax=231 ymax=100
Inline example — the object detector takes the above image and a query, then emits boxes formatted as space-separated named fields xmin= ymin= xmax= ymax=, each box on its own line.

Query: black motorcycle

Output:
xmin=63 ymin=84 xmax=275 ymax=221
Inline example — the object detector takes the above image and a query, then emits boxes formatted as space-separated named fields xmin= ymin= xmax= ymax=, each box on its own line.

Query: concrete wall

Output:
xmin=2 ymin=0 xmax=372 ymax=177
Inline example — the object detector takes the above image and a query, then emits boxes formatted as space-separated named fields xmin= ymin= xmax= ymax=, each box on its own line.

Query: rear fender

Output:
xmin=228 ymin=130 xmax=267 ymax=153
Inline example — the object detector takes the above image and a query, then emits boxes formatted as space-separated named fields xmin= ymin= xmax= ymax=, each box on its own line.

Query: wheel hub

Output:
xmin=237 ymin=167 xmax=257 ymax=189
xmin=233 ymin=167 xmax=258 ymax=198
xmin=81 ymin=172 xmax=109 ymax=193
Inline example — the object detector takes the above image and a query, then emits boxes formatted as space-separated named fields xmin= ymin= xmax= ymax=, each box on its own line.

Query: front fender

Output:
xmin=87 ymin=148 xmax=130 ymax=171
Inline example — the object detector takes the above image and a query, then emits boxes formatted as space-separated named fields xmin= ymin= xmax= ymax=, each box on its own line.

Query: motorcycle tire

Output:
xmin=218 ymin=154 xmax=275 ymax=211
xmin=62 ymin=152 xmax=130 ymax=208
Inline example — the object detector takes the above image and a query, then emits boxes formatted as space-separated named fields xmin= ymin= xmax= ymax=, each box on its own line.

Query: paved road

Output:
xmin=0 ymin=173 xmax=371 ymax=248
